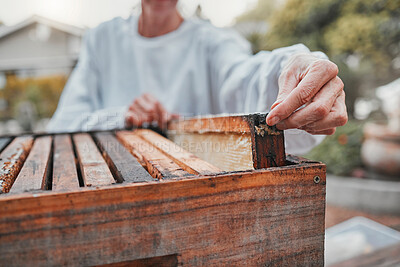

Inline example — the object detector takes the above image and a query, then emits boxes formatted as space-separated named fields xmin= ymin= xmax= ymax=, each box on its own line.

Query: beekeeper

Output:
xmin=47 ymin=0 xmax=348 ymax=154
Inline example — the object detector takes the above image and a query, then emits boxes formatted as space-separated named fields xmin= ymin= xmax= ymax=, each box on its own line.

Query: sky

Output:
xmin=0 ymin=0 xmax=258 ymax=28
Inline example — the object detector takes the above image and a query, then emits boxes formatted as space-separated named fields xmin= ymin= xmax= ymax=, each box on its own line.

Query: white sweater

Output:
xmin=47 ymin=16 xmax=325 ymax=154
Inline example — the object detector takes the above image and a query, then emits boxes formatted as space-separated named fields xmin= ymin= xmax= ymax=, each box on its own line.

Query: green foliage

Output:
xmin=265 ymin=0 xmax=400 ymax=69
xmin=246 ymin=33 xmax=266 ymax=54
xmin=265 ymin=0 xmax=344 ymax=51
xmin=239 ymin=0 xmax=400 ymax=117
xmin=0 ymin=74 xmax=66 ymax=120
xmin=304 ymin=120 xmax=364 ymax=175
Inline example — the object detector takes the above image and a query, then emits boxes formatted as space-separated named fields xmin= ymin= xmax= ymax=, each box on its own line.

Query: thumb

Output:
xmin=270 ymin=100 xmax=282 ymax=111
xmin=267 ymin=69 xmax=299 ymax=125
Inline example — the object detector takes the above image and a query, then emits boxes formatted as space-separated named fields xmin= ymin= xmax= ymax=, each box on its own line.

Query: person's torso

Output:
xmin=91 ymin=16 xmax=217 ymax=117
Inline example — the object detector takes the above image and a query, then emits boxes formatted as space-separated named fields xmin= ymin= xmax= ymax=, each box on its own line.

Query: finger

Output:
xmin=271 ymin=68 xmax=300 ymax=110
xmin=135 ymin=95 xmax=158 ymax=116
xmin=125 ymin=111 xmax=134 ymax=128
xmin=129 ymin=96 xmax=147 ymax=112
xmin=299 ymin=91 xmax=347 ymax=132
xmin=170 ymin=113 xmax=180 ymax=120
xmin=267 ymin=59 xmax=338 ymax=125
xmin=306 ymin=128 xmax=336 ymax=135
xmin=153 ymin=100 xmax=169 ymax=129
xmin=142 ymin=93 xmax=158 ymax=103
xmin=137 ymin=95 xmax=169 ymax=127
xmin=130 ymin=105 xmax=153 ymax=127
xmin=125 ymin=110 xmax=146 ymax=128
xmin=159 ymin=105 xmax=170 ymax=129
xmin=142 ymin=94 xmax=168 ymax=128
xmin=271 ymin=54 xmax=310 ymax=109
xmin=275 ymin=76 xmax=344 ymax=130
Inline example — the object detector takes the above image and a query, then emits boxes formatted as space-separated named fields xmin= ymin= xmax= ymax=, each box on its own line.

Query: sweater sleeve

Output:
xmin=46 ymin=30 xmax=127 ymax=133
xmin=207 ymin=29 xmax=326 ymax=154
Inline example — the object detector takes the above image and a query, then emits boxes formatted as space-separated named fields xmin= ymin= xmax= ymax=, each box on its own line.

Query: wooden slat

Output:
xmin=52 ymin=135 xmax=80 ymax=192
xmin=0 ymin=136 xmax=33 ymax=193
xmin=134 ymin=129 xmax=222 ymax=175
xmin=168 ymin=114 xmax=252 ymax=134
xmin=168 ymin=113 xmax=286 ymax=170
xmin=93 ymin=132 xmax=154 ymax=183
xmin=0 ymin=137 xmax=11 ymax=152
xmin=10 ymin=136 xmax=52 ymax=193
xmin=73 ymin=133 xmax=115 ymax=187
xmin=0 ymin=160 xmax=326 ymax=266
xmin=116 ymin=131 xmax=191 ymax=179
xmin=169 ymin=132 xmax=254 ymax=172
xmin=248 ymin=113 xmax=286 ymax=168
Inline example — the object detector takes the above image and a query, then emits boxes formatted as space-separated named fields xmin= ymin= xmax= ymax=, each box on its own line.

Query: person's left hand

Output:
xmin=266 ymin=53 xmax=348 ymax=135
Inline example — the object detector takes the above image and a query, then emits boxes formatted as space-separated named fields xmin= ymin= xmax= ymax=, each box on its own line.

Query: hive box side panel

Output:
xmin=0 ymin=164 xmax=326 ymax=266
xmin=169 ymin=132 xmax=254 ymax=172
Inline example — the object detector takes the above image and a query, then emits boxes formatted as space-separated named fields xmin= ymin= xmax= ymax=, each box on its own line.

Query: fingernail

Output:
xmin=267 ymin=116 xmax=280 ymax=126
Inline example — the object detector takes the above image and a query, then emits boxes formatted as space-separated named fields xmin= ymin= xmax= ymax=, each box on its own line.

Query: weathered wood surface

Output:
xmin=73 ymin=133 xmax=115 ymax=187
xmin=52 ymin=135 xmax=80 ymax=192
xmin=331 ymin=242 xmax=400 ymax=267
xmin=10 ymin=136 xmax=52 ymax=193
xmin=135 ymin=129 xmax=222 ymax=175
xmin=0 ymin=136 xmax=34 ymax=193
xmin=116 ymin=131 xmax=191 ymax=179
xmin=248 ymin=113 xmax=286 ymax=168
xmin=0 ymin=161 xmax=326 ymax=266
xmin=169 ymin=132 xmax=253 ymax=172
xmin=94 ymin=132 xmax=154 ymax=183
xmin=168 ymin=113 xmax=286 ymax=170
xmin=168 ymin=114 xmax=252 ymax=134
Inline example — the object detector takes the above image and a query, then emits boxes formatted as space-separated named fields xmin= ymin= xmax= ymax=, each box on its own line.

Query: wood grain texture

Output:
xmin=10 ymin=136 xmax=52 ymax=193
xmin=73 ymin=133 xmax=115 ymax=187
xmin=168 ymin=113 xmax=286 ymax=170
xmin=168 ymin=114 xmax=252 ymax=134
xmin=94 ymin=132 xmax=154 ymax=183
xmin=52 ymin=135 xmax=80 ymax=192
xmin=248 ymin=113 xmax=286 ymax=168
xmin=169 ymin=132 xmax=253 ymax=172
xmin=0 ymin=136 xmax=33 ymax=193
xmin=116 ymin=131 xmax=191 ymax=180
xmin=0 ymin=161 xmax=326 ymax=266
xmin=134 ymin=129 xmax=222 ymax=175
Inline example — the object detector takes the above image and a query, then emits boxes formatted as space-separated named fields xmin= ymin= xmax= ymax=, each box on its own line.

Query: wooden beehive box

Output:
xmin=0 ymin=113 xmax=326 ymax=266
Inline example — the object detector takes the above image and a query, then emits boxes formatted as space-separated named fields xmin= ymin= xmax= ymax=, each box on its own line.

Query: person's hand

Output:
xmin=266 ymin=53 xmax=348 ymax=135
xmin=125 ymin=93 xmax=178 ymax=129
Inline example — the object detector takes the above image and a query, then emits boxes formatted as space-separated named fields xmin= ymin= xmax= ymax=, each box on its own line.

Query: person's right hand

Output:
xmin=266 ymin=53 xmax=347 ymax=135
xmin=124 ymin=93 xmax=178 ymax=129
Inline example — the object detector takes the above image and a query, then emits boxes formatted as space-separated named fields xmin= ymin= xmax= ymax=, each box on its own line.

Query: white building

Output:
xmin=0 ymin=15 xmax=84 ymax=85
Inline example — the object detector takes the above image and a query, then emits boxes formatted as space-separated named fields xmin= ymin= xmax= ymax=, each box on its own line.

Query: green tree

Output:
xmin=238 ymin=0 xmax=400 ymax=117
xmin=266 ymin=0 xmax=400 ymax=65
xmin=0 ymin=74 xmax=66 ymax=120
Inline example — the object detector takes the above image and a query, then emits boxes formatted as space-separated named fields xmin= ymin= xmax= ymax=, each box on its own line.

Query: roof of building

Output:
xmin=0 ymin=15 xmax=85 ymax=40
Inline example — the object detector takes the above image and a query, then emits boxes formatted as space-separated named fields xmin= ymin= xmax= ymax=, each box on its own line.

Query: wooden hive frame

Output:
xmin=0 ymin=113 xmax=326 ymax=266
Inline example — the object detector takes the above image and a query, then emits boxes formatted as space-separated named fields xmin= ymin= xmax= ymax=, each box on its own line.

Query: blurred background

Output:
xmin=0 ymin=0 xmax=400 ymax=264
